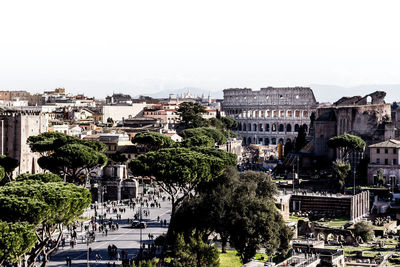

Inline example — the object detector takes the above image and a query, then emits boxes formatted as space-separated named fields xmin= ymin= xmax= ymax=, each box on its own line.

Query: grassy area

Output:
xmin=77 ymin=216 xmax=90 ymax=223
xmin=219 ymin=250 xmax=242 ymax=267
xmin=218 ymin=250 xmax=268 ymax=267
xmin=320 ymin=216 xmax=349 ymax=228
xmin=288 ymin=215 xmax=307 ymax=223
xmin=326 ymin=244 xmax=393 ymax=258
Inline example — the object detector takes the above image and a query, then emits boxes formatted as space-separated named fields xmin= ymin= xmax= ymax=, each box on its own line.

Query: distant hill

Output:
xmin=134 ymin=84 xmax=400 ymax=103
xmin=135 ymin=87 xmax=224 ymax=99
xmin=309 ymin=84 xmax=400 ymax=103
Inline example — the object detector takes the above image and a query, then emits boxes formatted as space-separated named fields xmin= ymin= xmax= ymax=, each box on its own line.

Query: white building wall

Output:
xmin=102 ymin=104 xmax=149 ymax=123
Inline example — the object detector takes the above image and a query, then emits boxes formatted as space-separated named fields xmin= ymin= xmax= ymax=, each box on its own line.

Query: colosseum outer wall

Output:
xmin=223 ymin=87 xmax=318 ymax=145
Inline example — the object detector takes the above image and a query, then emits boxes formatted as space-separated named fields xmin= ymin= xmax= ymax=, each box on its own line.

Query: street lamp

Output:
xmin=85 ymin=231 xmax=92 ymax=267
xmin=140 ymin=176 xmax=143 ymax=247
xmin=101 ymin=185 xmax=107 ymax=216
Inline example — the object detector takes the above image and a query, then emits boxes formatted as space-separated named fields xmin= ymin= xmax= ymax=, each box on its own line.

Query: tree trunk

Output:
xmin=40 ymin=252 xmax=48 ymax=267
xmin=221 ymin=235 xmax=228 ymax=253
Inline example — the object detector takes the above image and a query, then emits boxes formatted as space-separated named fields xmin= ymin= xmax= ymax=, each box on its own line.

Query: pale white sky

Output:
xmin=1 ymin=0 xmax=400 ymax=102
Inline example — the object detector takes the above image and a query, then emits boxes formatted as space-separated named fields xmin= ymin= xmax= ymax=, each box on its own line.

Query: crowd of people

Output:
xmin=51 ymin=186 xmax=170 ymax=266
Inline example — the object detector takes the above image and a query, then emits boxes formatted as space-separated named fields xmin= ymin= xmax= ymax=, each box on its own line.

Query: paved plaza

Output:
xmin=46 ymin=192 xmax=172 ymax=267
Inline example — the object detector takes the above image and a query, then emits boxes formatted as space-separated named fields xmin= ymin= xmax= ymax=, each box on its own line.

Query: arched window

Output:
xmin=279 ymin=138 xmax=284 ymax=144
xmin=272 ymin=124 xmax=277 ymax=132
xmin=295 ymin=110 xmax=300 ymax=118
xmin=303 ymin=124 xmax=308 ymax=133
xmin=273 ymin=110 xmax=278 ymax=117
xmin=264 ymin=138 xmax=270 ymax=145
xmin=303 ymin=110 xmax=308 ymax=118
xmin=248 ymin=137 xmax=252 ymax=145
xmin=294 ymin=124 xmax=299 ymax=132
xmin=265 ymin=124 xmax=270 ymax=132
xmin=266 ymin=110 xmax=271 ymax=117
xmin=243 ymin=137 xmax=246 ymax=145
xmin=287 ymin=110 xmax=292 ymax=117
xmin=253 ymin=124 xmax=257 ymax=131
xmin=243 ymin=123 xmax=246 ymax=131
xmin=286 ymin=124 xmax=292 ymax=132
xmin=259 ymin=123 xmax=263 ymax=131
xmin=248 ymin=123 xmax=251 ymax=131
xmin=238 ymin=123 xmax=242 ymax=131
xmin=280 ymin=110 xmax=285 ymax=117
xmin=271 ymin=138 xmax=277 ymax=145
xmin=279 ymin=124 xmax=284 ymax=132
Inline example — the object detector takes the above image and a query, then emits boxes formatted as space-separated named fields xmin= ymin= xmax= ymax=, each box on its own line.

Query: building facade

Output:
xmin=367 ymin=139 xmax=400 ymax=187
xmin=0 ymin=111 xmax=48 ymax=175
xmin=223 ymin=87 xmax=318 ymax=145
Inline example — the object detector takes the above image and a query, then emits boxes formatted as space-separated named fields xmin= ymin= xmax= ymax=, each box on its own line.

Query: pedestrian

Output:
xmin=105 ymin=228 xmax=108 ymax=236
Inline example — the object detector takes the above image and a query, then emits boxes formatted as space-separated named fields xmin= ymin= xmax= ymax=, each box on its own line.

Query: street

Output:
xmin=46 ymin=192 xmax=172 ymax=267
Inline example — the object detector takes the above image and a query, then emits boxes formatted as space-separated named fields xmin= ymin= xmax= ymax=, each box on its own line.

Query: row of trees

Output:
xmin=27 ymin=132 xmax=108 ymax=184
xmin=129 ymin=104 xmax=292 ymax=264
xmin=0 ymin=134 xmax=99 ymax=265
xmin=0 ymin=173 xmax=91 ymax=266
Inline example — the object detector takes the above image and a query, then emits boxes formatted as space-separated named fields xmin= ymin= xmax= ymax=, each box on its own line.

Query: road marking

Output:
xmin=70 ymin=208 xmax=171 ymax=261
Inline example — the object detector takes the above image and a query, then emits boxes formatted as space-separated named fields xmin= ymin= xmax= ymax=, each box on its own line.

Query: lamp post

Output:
xmin=101 ymin=185 xmax=107 ymax=216
xmin=292 ymin=164 xmax=295 ymax=192
xmin=86 ymin=231 xmax=91 ymax=267
xmin=140 ymin=176 xmax=143 ymax=247
xmin=353 ymin=170 xmax=356 ymax=196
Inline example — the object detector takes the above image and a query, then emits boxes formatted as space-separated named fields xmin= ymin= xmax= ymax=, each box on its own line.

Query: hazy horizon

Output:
xmin=1 ymin=0 xmax=400 ymax=103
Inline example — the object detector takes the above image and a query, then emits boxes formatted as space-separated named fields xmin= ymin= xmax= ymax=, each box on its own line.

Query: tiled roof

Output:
xmin=369 ymin=139 xmax=400 ymax=148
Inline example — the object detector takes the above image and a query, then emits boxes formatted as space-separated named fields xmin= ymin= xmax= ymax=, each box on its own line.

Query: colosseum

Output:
xmin=223 ymin=87 xmax=318 ymax=145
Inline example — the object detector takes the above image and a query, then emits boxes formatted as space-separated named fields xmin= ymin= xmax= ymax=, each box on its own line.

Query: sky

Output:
xmin=1 ymin=0 xmax=400 ymax=102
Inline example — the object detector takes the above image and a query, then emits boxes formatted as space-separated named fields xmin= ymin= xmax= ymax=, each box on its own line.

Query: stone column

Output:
xmin=98 ymin=181 xmax=102 ymax=203
xmin=117 ymin=180 xmax=122 ymax=201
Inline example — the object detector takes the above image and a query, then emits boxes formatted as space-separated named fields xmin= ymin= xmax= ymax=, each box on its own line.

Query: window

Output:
xmin=279 ymin=110 xmax=285 ymax=117
xmin=377 ymin=148 xmax=380 ymax=154
xmin=394 ymin=159 xmax=397 ymax=165
xmin=273 ymin=110 xmax=277 ymax=117
xmin=385 ymin=149 xmax=388 ymax=154
xmin=376 ymin=158 xmax=380 ymax=164
xmin=295 ymin=110 xmax=300 ymax=118
xmin=394 ymin=148 xmax=397 ymax=154
xmin=385 ymin=158 xmax=388 ymax=165
xmin=303 ymin=111 xmax=308 ymax=118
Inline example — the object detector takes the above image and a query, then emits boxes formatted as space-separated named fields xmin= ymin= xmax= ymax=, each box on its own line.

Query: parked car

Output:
xmin=131 ymin=220 xmax=147 ymax=229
